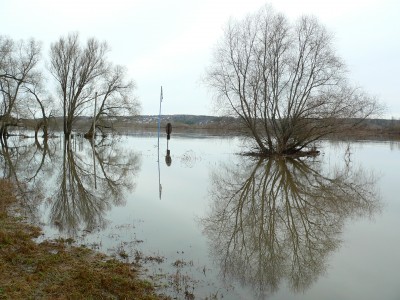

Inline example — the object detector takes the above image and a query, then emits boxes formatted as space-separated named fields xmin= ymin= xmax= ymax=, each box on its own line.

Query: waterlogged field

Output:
xmin=1 ymin=132 xmax=400 ymax=299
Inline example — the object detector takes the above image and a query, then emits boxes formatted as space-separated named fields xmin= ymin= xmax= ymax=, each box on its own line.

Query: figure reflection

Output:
xmin=202 ymin=157 xmax=380 ymax=299
xmin=50 ymin=136 xmax=141 ymax=235
xmin=165 ymin=149 xmax=172 ymax=166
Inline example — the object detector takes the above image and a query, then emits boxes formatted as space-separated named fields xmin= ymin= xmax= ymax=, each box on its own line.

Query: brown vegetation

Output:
xmin=0 ymin=179 xmax=168 ymax=300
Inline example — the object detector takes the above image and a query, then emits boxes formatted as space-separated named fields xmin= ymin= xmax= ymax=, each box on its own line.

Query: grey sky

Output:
xmin=2 ymin=0 xmax=399 ymax=117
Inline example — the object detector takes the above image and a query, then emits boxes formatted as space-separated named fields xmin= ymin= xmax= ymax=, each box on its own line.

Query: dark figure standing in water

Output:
xmin=166 ymin=123 xmax=172 ymax=140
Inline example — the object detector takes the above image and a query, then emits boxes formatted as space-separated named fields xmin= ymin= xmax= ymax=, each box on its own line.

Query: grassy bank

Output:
xmin=0 ymin=179 xmax=167 ymax=300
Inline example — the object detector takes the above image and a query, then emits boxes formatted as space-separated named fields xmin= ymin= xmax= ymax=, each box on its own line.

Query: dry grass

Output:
xmin=0 ymin=179 xmax=169 ymax=300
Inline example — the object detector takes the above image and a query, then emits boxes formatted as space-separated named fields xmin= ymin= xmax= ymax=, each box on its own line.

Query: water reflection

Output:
xmin=0 ymin=136 xmax=56 ymax=222
xmin=202 ymin=157 xmax=380 ymax=299
xmin=0 ymin=134 xmax=141 ymax=236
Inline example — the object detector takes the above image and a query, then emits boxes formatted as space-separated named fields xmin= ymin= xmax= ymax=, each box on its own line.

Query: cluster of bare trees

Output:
xmin=2 ymin=4 xmax=385 ymax=154
xmin=205 ymin=5 xmax=383 ymax=156
xmin=0 ymin=33 xmax=140 ymax=142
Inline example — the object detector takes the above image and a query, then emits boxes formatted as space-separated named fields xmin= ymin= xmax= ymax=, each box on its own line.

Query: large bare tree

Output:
xmin=49 ymin=33 xmax=109 ymax=137
xmin=50 ymin=33 xmax=140 ymax=137
xmin=205 ymin=6 xmax=382 ymax=156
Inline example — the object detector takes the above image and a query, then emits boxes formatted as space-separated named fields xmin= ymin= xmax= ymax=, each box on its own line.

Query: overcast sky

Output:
xmin=2 ymin=0 xmax=399 ymax=118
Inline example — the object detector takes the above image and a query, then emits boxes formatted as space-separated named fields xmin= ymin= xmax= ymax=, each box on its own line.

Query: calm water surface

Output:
xmin=1 ymin=133 xmax=400 ymax=299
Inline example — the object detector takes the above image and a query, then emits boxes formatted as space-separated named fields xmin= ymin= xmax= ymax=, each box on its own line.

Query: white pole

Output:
xmin=157 ymin=86 xmax=163 ymax=151
xmin=157 ymin=86 xmax=163 ymax=199
xmin=93 ymin=92 xmax=97 ymax=139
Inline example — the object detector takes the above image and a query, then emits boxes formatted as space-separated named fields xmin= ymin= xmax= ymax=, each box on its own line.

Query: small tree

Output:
xmin=0 ymin=36 xmax=41 ymax=138
xmin=205 ymin=6 xmax=382 ymax=156
xmin=23 ymin=73 xmax=55 ymax=141
xmin=84 ymin=64 xmax=140 ymax=138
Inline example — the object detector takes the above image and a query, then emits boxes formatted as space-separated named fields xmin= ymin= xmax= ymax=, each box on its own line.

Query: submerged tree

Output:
xmin=84 ymin=64 xmax=140 ymax=138
xmin=0 ymin=36 xmax=42 ymax=139
xmin=49 ymin=33 xmax=108 ymax=137
xmin=50 ymin=33 xmax=140 ymax=138
xmin=49 ymin=33 xmax=107 ymax=137
xmin=205 ymin=5 xmax=382 ymax=156
xmin=23 ymin=72 xmax=55 ymax=142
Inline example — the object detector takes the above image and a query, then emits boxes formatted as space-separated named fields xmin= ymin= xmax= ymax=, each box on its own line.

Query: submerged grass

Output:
xmin=0 ymin=179 xmax=169 ymax=300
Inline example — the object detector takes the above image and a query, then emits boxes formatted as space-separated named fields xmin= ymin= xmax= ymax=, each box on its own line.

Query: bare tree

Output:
xmin=205 ymin=6 xmax=382 ymax=156
xmin=0 ymin=36 xmax=41 ymax=139
xmin=22 ymin=73 xmax=55 ymax=141
xmin=84 ymin=64 xmax=140 ymax=138
xmin=0 ymin=36 xmax=13 ymax=78
xmin=49 ymin=33 xmax=109 ymax=137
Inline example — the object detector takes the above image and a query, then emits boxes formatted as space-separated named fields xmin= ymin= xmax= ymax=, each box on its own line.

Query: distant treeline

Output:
xmin=12 ymin=114 xmax=400 ymax=140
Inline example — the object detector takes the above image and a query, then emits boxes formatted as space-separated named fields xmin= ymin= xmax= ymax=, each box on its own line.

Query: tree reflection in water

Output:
xmin=0 ymin=136 xmax=56 ymax=223
xmin=202 ymin=157 xmax=380 ymax=299
xmin=0 ymin=134 xmax=141 ymax=236
xmin=51 ymin=137 xmax=141 ymax=235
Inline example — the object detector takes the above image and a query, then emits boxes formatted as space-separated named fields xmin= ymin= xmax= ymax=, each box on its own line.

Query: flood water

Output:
xmin=1 ymin=132 xmax=400 ymax=299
